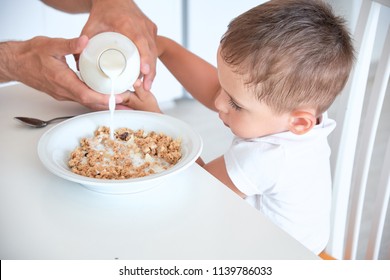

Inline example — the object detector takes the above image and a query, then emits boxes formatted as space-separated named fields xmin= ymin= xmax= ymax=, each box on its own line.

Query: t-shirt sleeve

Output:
xmin=224 ymin=139 xmax=285 ymax=196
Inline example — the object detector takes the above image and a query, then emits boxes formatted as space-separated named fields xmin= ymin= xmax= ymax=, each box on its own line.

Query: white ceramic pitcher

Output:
xmin=79 ymin=32 xmax=140 ymax=94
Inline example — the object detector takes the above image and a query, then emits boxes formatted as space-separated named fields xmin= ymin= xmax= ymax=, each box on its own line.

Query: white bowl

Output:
xmin=37 ymin=111 xmax=202 ymax=194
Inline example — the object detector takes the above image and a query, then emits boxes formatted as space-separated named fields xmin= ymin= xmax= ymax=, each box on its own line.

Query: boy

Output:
xmin=125 ymin=0 xmax=354 ymax=254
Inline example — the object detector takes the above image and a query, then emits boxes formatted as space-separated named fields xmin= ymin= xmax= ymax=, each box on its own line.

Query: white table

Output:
xmin=0 ymin=84 xmax=318 ymax=259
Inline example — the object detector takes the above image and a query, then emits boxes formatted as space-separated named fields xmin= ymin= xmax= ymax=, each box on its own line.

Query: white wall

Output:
xmin=0 ymin=0 xmax=88 ymax=40
xmin=187 ymin=0 xmax=267 ymax=67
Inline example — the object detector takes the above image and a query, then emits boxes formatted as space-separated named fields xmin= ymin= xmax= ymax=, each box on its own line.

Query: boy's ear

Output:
xmin=288 ymin=111 xmax=317 ymax=135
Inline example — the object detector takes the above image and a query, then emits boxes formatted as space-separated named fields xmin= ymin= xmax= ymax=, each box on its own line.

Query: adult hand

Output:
xmin=2 ymin=35 xmax=122 ymax=110
xmin=81 ymin=0 xmax=158 ymax=91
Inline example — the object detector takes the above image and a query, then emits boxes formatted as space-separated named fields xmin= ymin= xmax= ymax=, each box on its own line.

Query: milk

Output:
xmin=98 ymin=48 xmax=127 ymax=139
xmin=108 ymin=80 xmax=116 ymax=140
xmin=99 ymin=49 xmax=126 ymax=140
xmin=78 ymin=32 xmax=141 ymax=139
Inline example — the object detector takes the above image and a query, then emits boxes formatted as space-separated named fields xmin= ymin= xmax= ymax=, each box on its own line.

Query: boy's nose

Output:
xmin=214 ymin=93 xmax=226 ymax=113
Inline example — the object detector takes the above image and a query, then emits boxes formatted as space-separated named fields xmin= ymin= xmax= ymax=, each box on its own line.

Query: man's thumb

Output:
xmin=60 ymin=35 xmax=89 ymax=56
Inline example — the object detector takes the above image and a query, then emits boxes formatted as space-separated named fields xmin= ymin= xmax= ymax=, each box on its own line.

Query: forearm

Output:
xmin=157 ymin=36 xmax=220 ymax=111
xmin=40 ymin=0 xmax=91 ymax=13
xmin=0 ymin=41 xmax=17 ymax=83
xmin=41 ymin=0 xmax=140 ymax=14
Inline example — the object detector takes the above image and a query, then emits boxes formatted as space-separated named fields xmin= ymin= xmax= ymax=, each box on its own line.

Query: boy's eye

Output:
xmin=228 ymin=98 xmax=242 ymax=111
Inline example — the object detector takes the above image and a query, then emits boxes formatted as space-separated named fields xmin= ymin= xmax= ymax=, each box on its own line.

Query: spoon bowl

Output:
xmin=14 ymin=116 xmax=74 ymax=128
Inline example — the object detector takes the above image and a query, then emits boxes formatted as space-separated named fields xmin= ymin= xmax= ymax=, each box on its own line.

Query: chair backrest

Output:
xmin=326 ymin=0 xmax=390 ymax=259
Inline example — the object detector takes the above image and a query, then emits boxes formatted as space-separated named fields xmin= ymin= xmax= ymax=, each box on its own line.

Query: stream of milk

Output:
xmin=108 ymin=78 xmax=116 ymax=140
xmin=99 ymin=49 xmax=126 ymax=140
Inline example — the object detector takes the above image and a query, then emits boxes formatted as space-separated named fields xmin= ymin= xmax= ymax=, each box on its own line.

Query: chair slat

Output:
xmin=364 ymin=19 xmax=390 ymax=258
xmin=328 ymin=0 xmax=380 ymax=259
xmin=346 ymin=23 xmax=390 ymax=260
xmin=366 ymin=136 xmax=390 ymax=259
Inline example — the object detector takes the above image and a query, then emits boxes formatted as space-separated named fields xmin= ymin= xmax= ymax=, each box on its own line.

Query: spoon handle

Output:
xmin=48 ymin=116 xmax=75 ymax=122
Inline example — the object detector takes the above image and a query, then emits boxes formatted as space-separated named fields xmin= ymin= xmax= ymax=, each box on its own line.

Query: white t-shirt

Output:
xmin=224 ymin=114 xmax=335 ymax=254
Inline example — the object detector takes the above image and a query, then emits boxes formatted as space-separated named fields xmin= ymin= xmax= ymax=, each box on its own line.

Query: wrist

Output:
xmin=41 ymin=0 xmax=92 ymax=13
xmin=156 ymin=36 xmax=167 ymax=57
xmin=91 ymin=0 xmax=136 ymax=8
xmin=89 ymin=0 xmax=138 ymax=21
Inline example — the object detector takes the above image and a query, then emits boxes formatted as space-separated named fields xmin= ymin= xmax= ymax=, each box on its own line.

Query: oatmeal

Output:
xmin=68 ymin=126 xmax=182 ymax=179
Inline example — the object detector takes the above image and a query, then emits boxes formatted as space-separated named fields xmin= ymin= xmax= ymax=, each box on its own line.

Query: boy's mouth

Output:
xmin=218 ymin=113 xmax=230 ymax=128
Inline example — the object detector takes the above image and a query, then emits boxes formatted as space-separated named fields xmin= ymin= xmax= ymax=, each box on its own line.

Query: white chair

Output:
xmin=326 ymin=0 xmax=390 ymax=259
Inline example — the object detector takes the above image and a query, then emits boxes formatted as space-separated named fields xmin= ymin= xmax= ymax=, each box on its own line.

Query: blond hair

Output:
xmin=220 ymin=0 xmax=354 ymax=115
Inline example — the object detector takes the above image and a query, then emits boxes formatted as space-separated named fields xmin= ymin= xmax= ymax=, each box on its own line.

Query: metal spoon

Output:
xmin=14 ymin=116 xmax=74 ymax=128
